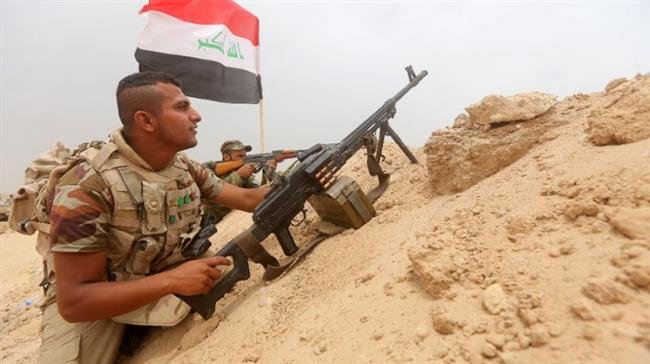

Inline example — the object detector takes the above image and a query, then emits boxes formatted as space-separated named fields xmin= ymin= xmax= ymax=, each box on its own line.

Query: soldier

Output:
xmin=202 ymin=140 xmax=277 ymax=222
xmin=39 ymin=71 xmax=269 ymax=363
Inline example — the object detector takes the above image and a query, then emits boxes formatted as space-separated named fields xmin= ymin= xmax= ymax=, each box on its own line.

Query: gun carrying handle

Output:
xmin=176 ymin=241 xmax=251 ymax=319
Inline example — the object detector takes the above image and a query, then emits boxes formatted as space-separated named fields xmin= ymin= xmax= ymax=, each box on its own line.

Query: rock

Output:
xmin=315 ymin=221 xmax=346 ymax=236
xmin=356 ymin=273 xmax=375 ymax=284
xmin=499 ymin=351 xmax=517 ymax=364
xmin=465 ymin=92 xmax=557 ymax=126
xmin=582 ymin=280 xmax=630 ymax=304
xmin=453 ymin=113 xmax=470 ymax=129
xmin=433 ymin=315 xmax=455 ymax=335
xmin=242 ymin=355 xmax=261 ymax=363
xmin=608 ymin=207 xmax=650 ymax=239
xmin=483 ymin=284 xmax=509 ymax=314
xmin=503 ymin=341 xmax=520 ymax=352
xmin=518 ymin=335 xmax=531 ymax=349
xmin=529 ymin=325 xmax=550 ymax=347
xmin=625 ymin=264 xmax=650 ymax=288
xmin=517 ymin=309 xmax=540 ymax=327
xmin=570 ymin=301 xmax=596 ymax=321
xmin=481 ymin=343 xmax=498 ymax=358
xmin=587 ymin=77 xmax=650 ymax=146
xmin=605 ymin=77 xmax=628 ymax=93
xmin=424 ymin=121 xmax=555 ymax=194
xmin=548 ymin=322 xmax=567 ymax=337
xmin=436 ymin=345 xmax=449 ymax=358
xmin=583 ymin=325 xmax=601 ymax=341
xmin=564 ymin=202 xmax=599 ymax=221
xmin=415 ymin=323 xmax=430 ymax=339
xmin=559 ymin=245 xmax=574 ymax=255
xmin=486 ymin=333 xmax=506 ymax=349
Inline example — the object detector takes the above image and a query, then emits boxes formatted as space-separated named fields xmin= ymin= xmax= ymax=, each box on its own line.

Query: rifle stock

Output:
xmin=178 ymin=66 xmax=428 ymax=319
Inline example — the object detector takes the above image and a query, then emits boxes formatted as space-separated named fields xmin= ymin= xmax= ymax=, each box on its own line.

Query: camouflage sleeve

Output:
xmin=49 ymin=162 xmax=113 ymax=253
xmin=185 ymin=158 xmax=224 ymax=200
xmin=202 ymin=160 xmax=217 ymax=175
xmin=221 ymin=171 xmax=246 ymax=187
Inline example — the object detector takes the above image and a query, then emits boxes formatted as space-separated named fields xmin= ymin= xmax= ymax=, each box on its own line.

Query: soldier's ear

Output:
xmin=223 ymin=153 xmax=231 ymax=161
xmin=133 ymin=111 xmax=155 ymax=133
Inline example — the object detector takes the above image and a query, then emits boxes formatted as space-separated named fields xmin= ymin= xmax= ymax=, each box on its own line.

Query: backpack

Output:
xmin=9 ymin=142 xmax=73 ymax=236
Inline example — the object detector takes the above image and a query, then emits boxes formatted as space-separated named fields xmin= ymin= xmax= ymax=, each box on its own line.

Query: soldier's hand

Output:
xmin=165 ymin=256 xmax=231 ymax=295
xmin=236 ymin=163 xmax=255 ymax=179
xmin=265 ymin=160 xmax=277 ymax=170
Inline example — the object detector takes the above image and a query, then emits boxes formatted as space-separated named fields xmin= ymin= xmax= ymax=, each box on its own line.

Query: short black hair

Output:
xmin=116 ymin=71 xmax=182 ymax=127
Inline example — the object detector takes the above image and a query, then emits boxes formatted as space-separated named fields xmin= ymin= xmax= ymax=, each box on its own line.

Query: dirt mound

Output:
xmin=424 ymin=73 xmax=650 ymax=196
xmin=587 ymin=74 xmax=650 ymax=146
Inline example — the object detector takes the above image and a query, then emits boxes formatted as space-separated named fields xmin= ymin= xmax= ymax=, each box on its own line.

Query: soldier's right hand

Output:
xmin=236 ymin=163 xmax=256 ymax=179
xmin=165 ymin=256 xmax=231 ymax=295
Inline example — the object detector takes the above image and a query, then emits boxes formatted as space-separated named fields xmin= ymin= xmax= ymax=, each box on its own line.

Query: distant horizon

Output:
xmin=2 ymin=1 xmax=649 ymax=193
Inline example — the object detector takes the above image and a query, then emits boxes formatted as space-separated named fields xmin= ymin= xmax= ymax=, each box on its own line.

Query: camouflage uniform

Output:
xmin=201 ymin=160 xmax=259 ymax=223
xmin=39 ymin=129 xmax=224 ymax=364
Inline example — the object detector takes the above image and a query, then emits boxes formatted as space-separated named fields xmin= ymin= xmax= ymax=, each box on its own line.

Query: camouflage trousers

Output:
xmin=39 ymin=304 xmax=124 ymax=364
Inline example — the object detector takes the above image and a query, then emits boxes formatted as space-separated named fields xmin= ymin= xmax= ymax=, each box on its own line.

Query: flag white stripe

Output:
xmin=138 ymin=11 xmax=259 ymax=75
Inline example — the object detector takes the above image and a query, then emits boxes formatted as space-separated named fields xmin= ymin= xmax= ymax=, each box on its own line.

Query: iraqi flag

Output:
xmin=136 ymin=0 xmax=261 ymax=104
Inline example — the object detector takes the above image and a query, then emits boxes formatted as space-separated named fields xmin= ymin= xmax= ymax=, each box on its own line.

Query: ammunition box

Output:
xmin=308 ymin=175 xmax=376 ymax=229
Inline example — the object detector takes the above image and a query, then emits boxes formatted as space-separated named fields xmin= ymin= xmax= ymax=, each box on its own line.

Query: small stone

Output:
xmin=469 ymin=353 xmax=484 ymax=364
xmin=548 ymin=322 xmax=566 ymax=337
xmin=582 ymin=280 xmax=630 ymax=304
xmin=433 ymin=315 xmax=455 ymax=335
xmin=559 ymin=245 xmax=574 ymax=255
xmin=258 ymin=296 xmax=273 ymax=307
xmin=482 ymin=343 xmax=498 ymax=358
xmin=518 ymin=335 xmax=531 ymax=349
xmin=415 ymin=323 xmax=430 ymax=339
xmin=570 ymin=301 xmax=596 ymax=321
xmin=499 ymin=351 xmax=517 ymax=364
xmin=548 ymin=248 xmax=561 ymax=258
xmin=242 ymin=355 xmax=260 ymax=363
xmin=356 ymin=273 xmax=375 ymax=284
xmin=436 ymin=345 xmax=449 ymax=358
xmin=529 ymin=325 xmax=550 ymax=347
xmin=503 ymin=341 xmax=520 ymax=352
xmin=483 ymin=284 xmax=509 ymax=314
xmin=372 ymin=332 xmax=384 ymax=341
xmin=486 ymin=333 xmax=506 ymax=349
xmin=518 ymin=309 xmax=539 ymax=327
xmin=359 ymin=316 xmax=369 ymax=323
xmin=609 ymin=311 xmax=624 ymax=321
xmin=583 ymin=325 xmax=600 ymax=341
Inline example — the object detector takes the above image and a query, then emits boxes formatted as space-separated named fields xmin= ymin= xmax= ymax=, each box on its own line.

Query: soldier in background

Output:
xmin=202 ymin=140 xmax=277 ymax=223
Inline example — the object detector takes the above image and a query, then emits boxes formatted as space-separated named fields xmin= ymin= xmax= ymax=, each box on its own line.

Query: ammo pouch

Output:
xmin=113 ymin=238 xmax=191 ymax=327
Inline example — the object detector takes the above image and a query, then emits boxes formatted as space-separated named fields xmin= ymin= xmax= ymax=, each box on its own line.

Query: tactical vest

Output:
xmin=34 ymin=139 xmax=203 ymax=325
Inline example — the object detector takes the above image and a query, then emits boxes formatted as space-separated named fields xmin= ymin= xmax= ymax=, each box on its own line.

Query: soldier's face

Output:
xmin=154 ymin=83 xmax=201 ymax=151
xmin=225 ymin=150 xmax=246 ymax=161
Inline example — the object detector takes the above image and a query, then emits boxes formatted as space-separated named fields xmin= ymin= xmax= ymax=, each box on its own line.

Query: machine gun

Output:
xmin=178 ymin=66 xmax=428 ymax=319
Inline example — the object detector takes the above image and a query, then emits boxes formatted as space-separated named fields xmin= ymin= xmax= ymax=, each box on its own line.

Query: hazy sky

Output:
xmin=2 ymin=1 xmax=649 ymax=192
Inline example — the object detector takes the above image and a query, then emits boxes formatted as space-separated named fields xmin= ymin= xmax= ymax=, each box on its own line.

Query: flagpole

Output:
xmin=258 ymin=99 xmax=266 ymax=152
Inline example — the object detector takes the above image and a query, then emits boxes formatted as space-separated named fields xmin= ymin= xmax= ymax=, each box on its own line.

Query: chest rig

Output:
xmin=88 ymin=142 xmax=203 ymax=280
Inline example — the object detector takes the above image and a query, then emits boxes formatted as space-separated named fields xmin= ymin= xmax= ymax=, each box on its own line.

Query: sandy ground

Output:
xmin=1 ymin=75 xmax=649 ymax=363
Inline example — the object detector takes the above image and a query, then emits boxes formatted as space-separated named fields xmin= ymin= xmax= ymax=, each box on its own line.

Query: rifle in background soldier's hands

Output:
xmin=214 ymin=149 xmax=304 ymax=177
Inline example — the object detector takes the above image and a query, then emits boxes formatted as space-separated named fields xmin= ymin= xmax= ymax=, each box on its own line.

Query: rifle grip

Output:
xmin=176 ymin=241 xmax=251 ymax=319
xmin=275 ymin=226 xmax=298 ymax=256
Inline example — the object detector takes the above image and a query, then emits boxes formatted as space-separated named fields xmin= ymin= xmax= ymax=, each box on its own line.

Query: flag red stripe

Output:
xmin=141 ymin=0 xmax=259 ymax=46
